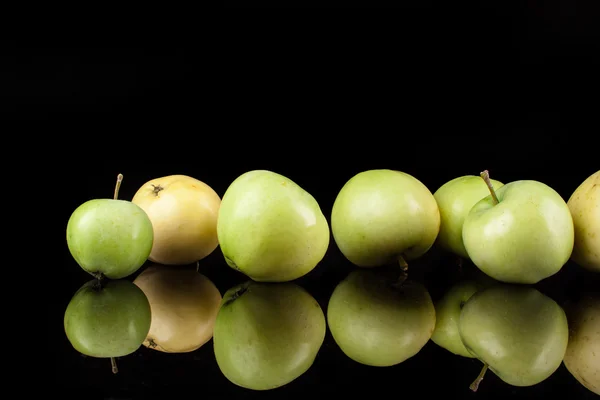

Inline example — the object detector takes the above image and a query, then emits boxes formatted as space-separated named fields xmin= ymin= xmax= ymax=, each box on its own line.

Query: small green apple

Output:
xmin=430 ymin=279 xmax=490 ymax=358
xmin=433 ymin=175 xmax=504 ymax=259
xmin=331 ymin=169 xmax=440 ymax=269
xmin=462 ymin=171 xmax=574 ymax=284
xmin=213 ymin=281 xmax=326 ymax=391
xmin=327 ymin=269 xmax=436 ymax=367
xmin=458 ymin=283 xmax=569 ymax=391
xmin=217 ymin=170 xmax=330 ymax=282
xmin=67 ymin=174 xmax=154 ymax=280
xmin=567 ymin=170 xmax=600 ymax=272
xmin=563 ymin=293 xmax=600 ymax=395
xmin=64 ymin=278 xmax=152 ymax=373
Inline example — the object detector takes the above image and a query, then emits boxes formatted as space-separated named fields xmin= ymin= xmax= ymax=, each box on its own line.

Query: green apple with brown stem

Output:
xmin=433 ymin=175 xmax=504 ymax=259
xmin=567 ymin=170 xmax=600 ymax=272
xmin=462 ymin=170 xmax=574 ymax=284
xmin=458 ymin=283 xmax=569 ymax=391
xmin=331 ymin=169 xmax=440 ymax=279
xmin=67 ymin=173 xmax=154 ymax=280
xmin=327 ymin=269 xmax=436 ymax=367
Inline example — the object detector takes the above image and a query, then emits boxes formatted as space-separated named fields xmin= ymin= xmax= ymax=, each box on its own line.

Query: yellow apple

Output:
xmin=132 ymin=175 xmax=221 ymax=265
xmin=567 ymin=170 xmax=600 ymax=272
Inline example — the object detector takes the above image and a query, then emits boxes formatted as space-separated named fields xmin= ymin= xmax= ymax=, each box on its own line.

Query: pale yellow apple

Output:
xmin=132 ymin=175 xmax=221 ymax=265
xmin=567 ymin=170 xmax=600 ymax=272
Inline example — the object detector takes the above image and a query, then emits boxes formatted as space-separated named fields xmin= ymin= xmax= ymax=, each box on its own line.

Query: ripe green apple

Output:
xmin=563 ymin=293 xmax=600 ymax=395
xmin=327 ymin=269 xmax=436 ymax=367
xmin=567 ymin=170 xmax=600 ymax=272
xmin=462 ymin=171 xmax=574 ymax=284
xmin=433 ymin=175 xmax=504 ymax=259
xmin=67 ymin=174 xmax=154 ymax=280
xmin=213 ymin=281 xmax=326 ymax=391
xmin=64 ymin=278 xmax=152 ymax=373
xmin=458 ymin=283 xmax=569 ymax=391
xmin=430 ymin=278 xmax=493 ymax=358
xmin=331 ymin=169 xmax=440 ymax=269
xmin=217 ymin=170 xmax=330 ymax=282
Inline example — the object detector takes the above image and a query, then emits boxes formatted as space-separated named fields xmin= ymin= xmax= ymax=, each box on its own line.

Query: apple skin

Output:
xmin=458 ymin=284 xmax=569 ymax=388
xmin=133 ymin=264 xmax=222 ymax=353
xmin=132 ymin=175 xmax=222 ymax=266
xmin=563 ymin=294 xmax=600 ymax=395
xmin=67 ymin=199 xmax=154 ymax=279
xmin=327 ymin=269 xmax=436 ymax=367
xmin=462 ymin=180 xmax=574 ymax=284
xmin=430 ymin=279 xmax=488 ymax=358
xmin=217 ymin=170 xmax=330 ymax=282
xmin=567 ymin=170 xmax=600 ymax=272
xmin=433 ymin=175 xmax=504 ymax=259
xmin=64 ymin=279 xmax=152 ymax=358
xmin=213 ymin=281 xmax=326 ymax=391
xmin=331 ymin=169 xmax=440 ymax=267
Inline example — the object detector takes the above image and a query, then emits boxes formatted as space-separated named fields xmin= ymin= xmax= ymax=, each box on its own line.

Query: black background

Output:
xmin=7 ymin=4 xmax=599 ymax=400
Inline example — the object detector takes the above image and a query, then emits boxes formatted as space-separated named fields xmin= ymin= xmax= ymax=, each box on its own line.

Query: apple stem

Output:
xmin=479 ymin=170 xmax=499 ymax=205
xmin=111 ymin=357 xmax=118 ymax=374
xmin=196 ymin=261 xmax=200 ymax=272
xmin=469 ymin=363 xmax=488 ymax=392
xmin=92 ymin=273 xmax=106 ymax=290
xmin=114 ymin=173 xmax=124 ymax=200
xmin=394 ymin=255 xmax=409 ymax=286
xmin=398 ymin=255 xmax=408 ymax=271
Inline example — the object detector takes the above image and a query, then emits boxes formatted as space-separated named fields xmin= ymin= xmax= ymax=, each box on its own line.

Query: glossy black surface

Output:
xmin=55 ymin=160 xmax=599 ymax=399
xmin=13 ymin=12 xmax=597 ymax=399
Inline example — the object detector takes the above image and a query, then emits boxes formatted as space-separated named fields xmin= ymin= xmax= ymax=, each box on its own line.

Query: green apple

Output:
xmin=433 ymin=175 xmax=504 ymax=259
xmin=64 ymin=278 xmax=152 ymax=373
xmin=462 ymin=171 xmax=574 ymax=284
xmin=563 ymin=293 xmax=600 ymax=395
xmin=327 ymin=269 xmax=436 ymax=367
xmin=430 ymin=278 xmax=492 ymax=358
xmin=67 ymin=174 xmax=154 ymax=280
xmin=567 ymin=170 xmax=600 ymax=272
xmin=213 ymin=281 xmax=326 ymax=391
xmin=458 ymin=283 xmax=569 ymax=391
xmin=217 ymin=170 xmax=330 ymax=282
xmin=331 ymin=169 xmax=440 ymax=270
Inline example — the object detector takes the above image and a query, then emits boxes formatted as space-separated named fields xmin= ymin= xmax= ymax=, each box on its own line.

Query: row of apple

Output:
xmin=66 ymin=168 xmax=599 ymax=287
xmin=63 ymin=169 xmax=598 ymax=391
xmin=63 ymin=259 xmax=599 ymax=394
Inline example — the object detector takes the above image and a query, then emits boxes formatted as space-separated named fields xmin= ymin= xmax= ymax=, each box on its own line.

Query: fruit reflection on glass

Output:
xmin=64 ymin=278 xmax=152 ymax=374
xmin=563 ymin=293 xmax=600 ymax=395
xmin=458 ymin=283 xmax=569 ymax=391
xmin=212 ymin=281 xmax=326 ymax=391
xmin=431 ymin=278 xmax=491 ymax=358
xmin=66 ymin=173 xmax=154 ymax=280
xmin=327 ymin=269 xmax=436 ymax=367
xmin=133 ymin=264 xmax=222 ymax=353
